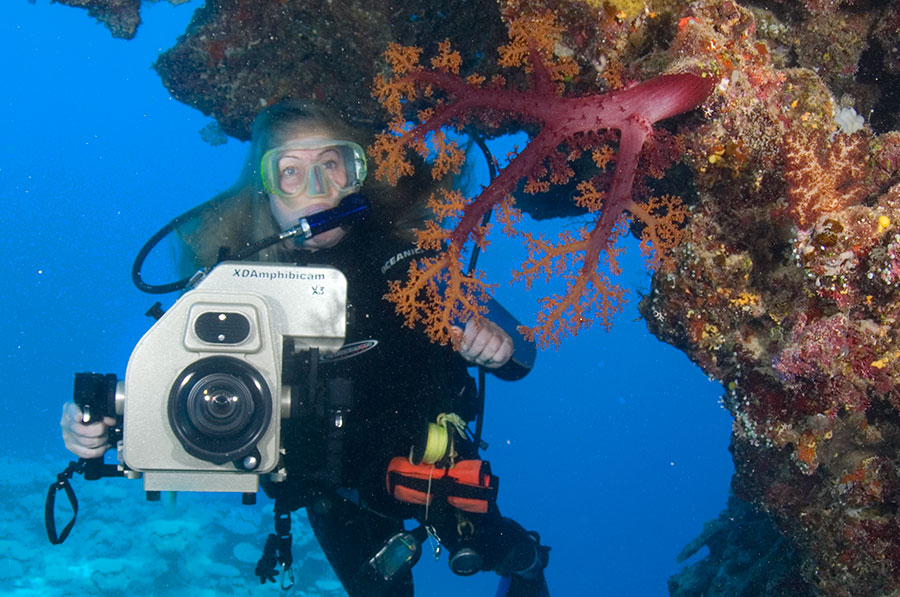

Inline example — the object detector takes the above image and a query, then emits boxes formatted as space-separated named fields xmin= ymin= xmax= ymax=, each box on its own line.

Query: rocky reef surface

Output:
xmin=6 ymin=456 xmax=342 ymax=596
xmin=55 ymin=0 xmax=900 ymax=594
xmin=52 ymin=0 xmax=189 ymax=39
xmin=153 ymin=0 xmax=508 ymax=141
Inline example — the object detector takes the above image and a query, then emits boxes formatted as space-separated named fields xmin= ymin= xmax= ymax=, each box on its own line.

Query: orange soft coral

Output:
xmin=372 ymin=13 xmax=715 ymax=348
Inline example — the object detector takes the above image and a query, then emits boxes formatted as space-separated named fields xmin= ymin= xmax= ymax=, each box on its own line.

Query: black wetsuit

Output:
xmin=264 ymin=221 xmax=549 ymax=596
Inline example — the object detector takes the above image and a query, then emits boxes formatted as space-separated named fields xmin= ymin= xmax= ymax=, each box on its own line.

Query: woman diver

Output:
xmin=60 ymin=100 xmax=550 ymax=596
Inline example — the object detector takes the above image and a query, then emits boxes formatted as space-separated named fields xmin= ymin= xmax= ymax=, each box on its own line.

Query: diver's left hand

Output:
xmin=452 ymin=318 xmax=513 ymax=369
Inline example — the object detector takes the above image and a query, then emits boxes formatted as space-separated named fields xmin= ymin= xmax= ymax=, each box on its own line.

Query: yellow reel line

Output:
xmin=411 ymin=413 xmax=467 ymax=466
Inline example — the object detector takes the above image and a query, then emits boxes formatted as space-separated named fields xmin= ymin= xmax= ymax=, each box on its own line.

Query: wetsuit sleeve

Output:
xmin=377 ymin=240 xmax=535 ymax=381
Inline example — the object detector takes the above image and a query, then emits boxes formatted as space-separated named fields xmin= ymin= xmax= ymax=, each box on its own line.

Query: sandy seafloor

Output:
xmin=0 ymin=1 xmax=733 ymax=595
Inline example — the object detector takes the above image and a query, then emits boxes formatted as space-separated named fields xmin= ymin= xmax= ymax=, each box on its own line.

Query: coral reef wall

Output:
xmin=56 ymin=0 xmax=900 ymax=594
xmin=634 ymin=1 xmax=900 ymax=595
xmin=154 ymin=0 xmax=508 ymax=141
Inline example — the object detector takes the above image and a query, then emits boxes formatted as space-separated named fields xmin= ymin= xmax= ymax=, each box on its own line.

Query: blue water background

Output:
xmin=1 ymin=1 xmax=733 ymax=595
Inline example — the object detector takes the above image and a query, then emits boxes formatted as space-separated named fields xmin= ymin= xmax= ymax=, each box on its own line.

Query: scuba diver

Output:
xmin=60 ymin=100 xmax=550 ymax=596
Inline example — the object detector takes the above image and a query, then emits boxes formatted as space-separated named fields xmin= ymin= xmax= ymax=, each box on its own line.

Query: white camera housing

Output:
xmin=119 ymin=262 xmax=347 ymax=494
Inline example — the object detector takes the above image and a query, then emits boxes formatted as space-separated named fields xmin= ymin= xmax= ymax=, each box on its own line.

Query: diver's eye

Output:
xmin=322 ymin=160 xmax=339 ymax=171
xmin=281 ymin=166 xmax=297 ymax=177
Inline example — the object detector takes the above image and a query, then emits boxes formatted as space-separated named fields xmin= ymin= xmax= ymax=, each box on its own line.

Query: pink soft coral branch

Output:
xmin=375 ymin=33 xmax=715 ymax=348
xmin=404 ymin=71 xmax=713 ymax=241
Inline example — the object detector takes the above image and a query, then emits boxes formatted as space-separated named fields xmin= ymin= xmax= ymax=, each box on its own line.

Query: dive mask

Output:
xmin=260 ymin=139 xmax=367 ymax=201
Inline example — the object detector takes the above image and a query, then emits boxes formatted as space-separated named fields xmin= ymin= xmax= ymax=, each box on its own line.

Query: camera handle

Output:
xmin=73 ymin=372 xmax=123 ymax=479
xmin=45 ymin=373 xmax=126 ymax=545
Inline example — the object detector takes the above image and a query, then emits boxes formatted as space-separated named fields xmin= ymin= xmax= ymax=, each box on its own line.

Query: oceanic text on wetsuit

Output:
xmin=380 ymin=248 xmax=423 ymax=275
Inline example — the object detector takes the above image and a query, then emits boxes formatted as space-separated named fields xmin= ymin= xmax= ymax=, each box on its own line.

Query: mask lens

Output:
xmin=277 ymin=162 xmax=308 ymax=196
xmin=261 ymin=140 xmax=368 ymax=200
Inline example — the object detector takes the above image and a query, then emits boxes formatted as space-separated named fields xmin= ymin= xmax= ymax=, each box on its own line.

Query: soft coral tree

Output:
xmin=372 ymin=12 xmax=715 ymax=348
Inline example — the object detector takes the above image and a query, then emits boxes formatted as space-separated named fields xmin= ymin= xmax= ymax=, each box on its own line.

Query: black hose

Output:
xmin=466 ymin=132 xmax=498 ymax=454
xmin=131 ymin=194 xmax=370 ymax=295
xmin=131 ymin=201 xmax=209 ymax=294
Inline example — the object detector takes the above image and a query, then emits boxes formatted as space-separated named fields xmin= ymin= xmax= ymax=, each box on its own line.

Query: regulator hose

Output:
xmin=131 ymin=193 xmax=370 ymax=294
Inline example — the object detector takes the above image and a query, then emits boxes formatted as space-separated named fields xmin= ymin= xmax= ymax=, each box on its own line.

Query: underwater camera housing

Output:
xmin=86 ymin=262 xmax=347 ymax=497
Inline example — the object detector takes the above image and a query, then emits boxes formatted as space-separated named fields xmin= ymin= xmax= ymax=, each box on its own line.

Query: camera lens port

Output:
xmin=169 ymin=356 xmax=271 ymax=465
xmin=188 ymin=373 xmax=255 ymax=438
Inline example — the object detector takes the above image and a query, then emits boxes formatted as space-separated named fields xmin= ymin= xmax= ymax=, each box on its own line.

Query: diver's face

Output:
xmin=265 ymin=137 xmax=350 ymax=250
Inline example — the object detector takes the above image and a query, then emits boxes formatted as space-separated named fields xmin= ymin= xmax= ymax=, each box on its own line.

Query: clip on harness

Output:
xmin=255 ymin=500 xmax=295 ymax=589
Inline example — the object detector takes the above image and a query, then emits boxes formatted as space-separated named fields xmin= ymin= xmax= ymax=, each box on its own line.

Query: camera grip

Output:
xmin=73 ymin=372 xmax=119 ymax=481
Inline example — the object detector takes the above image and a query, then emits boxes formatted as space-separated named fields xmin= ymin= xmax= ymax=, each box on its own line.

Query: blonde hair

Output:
xmin=177 ymin=100 xmax=432 ymax=272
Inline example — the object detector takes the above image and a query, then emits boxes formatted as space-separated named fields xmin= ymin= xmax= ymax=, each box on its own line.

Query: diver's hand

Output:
xmin=60 ymin=401 xmax=116 ymax=459
xmin=452 ymin=318 xmax=513 ymax=369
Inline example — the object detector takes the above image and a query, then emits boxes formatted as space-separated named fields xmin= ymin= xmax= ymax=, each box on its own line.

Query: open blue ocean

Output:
xmin=0 ymin=2 xmax=733 ymax=595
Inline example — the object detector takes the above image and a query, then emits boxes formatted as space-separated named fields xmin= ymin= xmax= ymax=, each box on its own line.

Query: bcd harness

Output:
xmin=255 ymin=344 xmax=352 ymax=588
xmin=256 ymin=344 xmax=499 ymax=589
